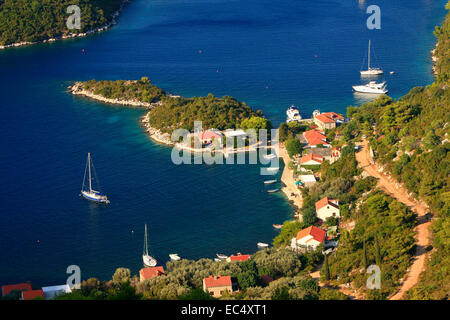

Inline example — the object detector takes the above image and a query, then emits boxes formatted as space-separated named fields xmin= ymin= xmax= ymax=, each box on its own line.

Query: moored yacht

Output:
xmin=353 ymin=81 xmax=388 ymax=94
xmin=286 ymin=105 xmax=302 ymax=123
xmin=143 ymin=224 xmax=157 ymax=267
xmin=81 ymin=153 xmax=110 ymax=204
xmin=360 ymin=40 xmax=384 ymax=76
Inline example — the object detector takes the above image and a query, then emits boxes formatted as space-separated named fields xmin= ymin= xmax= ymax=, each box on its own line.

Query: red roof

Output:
xmin=300 ymin=153 xmax=324 ymax=164
xmin=2 ymin=283 xmax=32 ymax=296
xmin=229 ymin=253 xmax=250 ymax=262
xmin=296 ymin=226 xmax=326 ymax=243
xmin=315 ymin=196 xmax=339 ymax=211
xmin=139 ymin=266 xmax=165 ymax=280
xmin=201 ymin=130 xmax=222 ymax=141
xmin=22 ymin=289 xmax=44 ymax=300
xmin=303 ymin=130 xmax=328 ymax=146
xmin=315 ymin=112 xmax=344 ymax=124
xmin=203 ymin=275 xmax=232 ymax=288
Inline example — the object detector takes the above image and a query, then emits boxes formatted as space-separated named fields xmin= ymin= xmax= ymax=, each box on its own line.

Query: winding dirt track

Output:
xmin=355 ymin=140 xmax=431 ymax=300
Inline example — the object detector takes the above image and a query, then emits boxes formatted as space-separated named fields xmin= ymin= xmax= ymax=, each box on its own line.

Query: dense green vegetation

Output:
xmin=285 ymin=138 xmax=303 ymax=157
xmin=326 ymin=191 xmax=417 ymax=299
xmin=0 ymin=0 xmax=125 ymax=46
xmin=148 ymin=94 xmax=264 ymax=133
xmin=54 ymin=248 xmax=344 ymax=300
xmin=274 ymin=134 xmax=416 ymax=299
xmin=80 ymin=78 xmax=270 ymax=133
xmin=341 ymin=2 xmax=449 ymax=300
xmin=84 ymin=77 xmax=166 ymax=103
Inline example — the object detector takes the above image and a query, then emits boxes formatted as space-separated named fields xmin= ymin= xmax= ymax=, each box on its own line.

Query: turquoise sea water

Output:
xmin=0 ymin=0 xmax=447 ymax=286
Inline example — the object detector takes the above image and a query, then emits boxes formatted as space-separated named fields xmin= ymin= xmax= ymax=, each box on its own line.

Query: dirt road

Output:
xmin=355 ymin=140 xmax=431 ymax=300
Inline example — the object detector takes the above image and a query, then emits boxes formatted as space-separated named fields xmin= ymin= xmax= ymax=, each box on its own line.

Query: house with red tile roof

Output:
xmin=314 ymin=112 xmax=345 ymax=130
xmin=1 ymin=283 xmax=32 ymax=296
xmin=198 ymin=129 xmax=223 ymax=145
xmin=202 ymin=275 xmax=236 ymax=297
xmin=21 ymin=289 xmax=44 ymax=300
xmin=300 ymin=153 xmax=324 ymax=165
xmin=139 ymin=266 xmax=166 ymax=282
xmin=302 ymin=130 xmax=330 ymax=148
xmin=291 ymin=226 xmax=326 ymax=251
xmin=227 ymin=253 xmax=250 ymax=262
xmin=315 ymin=196 xmax=340 ymax=221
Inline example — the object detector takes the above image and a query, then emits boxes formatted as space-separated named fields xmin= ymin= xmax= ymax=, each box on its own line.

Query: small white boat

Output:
xmin=142 ymin=224 xmax=157 ymax=267
xmin=286 ymin=105 xmax=302 ymax=123
xmin=264 ymin=153 xmax=277 ymax=160
xmin=268 ymin=189 xmax=279 ymax=193
xmin=81 ymin=153 xmax=110 ymax=204
xmin=216 ymin=253 xmax=228 ymax=260
xmin=273 ymin=224 xmax=283 ymax=229
xmin=257 ymin=242 xmax=269 ymax=248
xmin=169 ymin=254 xmax=181 ymax=261
xmin=390 ymin=71 xmax=395 ymax=75
xmin=214 ymin=258 xmax=222 ymax=262
xmin=353 ymin=81 xmax=388 ymax=94
xmin=360 ymin=40 xmax=384 ymax=76
xmin=264 ymin=179 xmax=277 ymax=184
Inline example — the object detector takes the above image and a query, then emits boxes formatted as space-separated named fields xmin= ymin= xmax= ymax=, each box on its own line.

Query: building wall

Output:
xmin=203 ymin=284 xmax=233 ymax=298
xmin=314 ymin=118 xmax=336 ymax=130
xmin=317 ymin=206 xmax=340 ymax=221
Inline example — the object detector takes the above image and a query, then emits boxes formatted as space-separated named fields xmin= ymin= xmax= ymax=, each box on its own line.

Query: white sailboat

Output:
xmin=143 ymin=224 xmax=157 ymax=267
xmin=360 ymin=40 xmax=383 ymax=76
xmin=81 ymin=153 xmax=110 ymax=204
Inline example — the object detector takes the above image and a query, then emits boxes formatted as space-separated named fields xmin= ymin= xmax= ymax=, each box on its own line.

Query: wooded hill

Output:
xmin=343 ymin=2 xmax=449 ymax=300
xmin=81 ymin=77 xmax=270 ymax=133
xmin=0 ymin=0 xmax=125 ymax=45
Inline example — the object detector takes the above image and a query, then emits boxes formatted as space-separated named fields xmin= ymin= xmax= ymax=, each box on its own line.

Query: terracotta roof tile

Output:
xmin=203 ymin=275 xmax=232 ymax=288
xmin=2 ymin=283 xmax=32 ymax=296
xmin=22 ymin=289 xmax=44 ymax=300
xmin=296 ymin=226 xmax=326 ymax=243
xmin=139 ymin=267 xmax=165 ymax=280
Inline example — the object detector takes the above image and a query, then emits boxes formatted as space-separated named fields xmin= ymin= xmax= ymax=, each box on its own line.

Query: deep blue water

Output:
xmin=0 ymin=0 xmax=446 ymax=286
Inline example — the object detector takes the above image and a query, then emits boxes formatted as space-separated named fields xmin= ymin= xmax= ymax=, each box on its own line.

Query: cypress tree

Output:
xmin=323 ymin=253 xmax=330 ymax=281
xmin=375 ymin=236 xmax=382 ymax=266
xmin=362 ymin=239 xmax=368 ymax=269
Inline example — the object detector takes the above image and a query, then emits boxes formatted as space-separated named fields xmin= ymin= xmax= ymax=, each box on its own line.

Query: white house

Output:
xmin=291 ymin=226 xmax=326 ymax=251
xmin=42 ymin=284 xmax=72 ymax=299
xmin=315 ymin=196 xmax=340 ymax=221
xmin=300 ymin=175 xmax=317 ymax=187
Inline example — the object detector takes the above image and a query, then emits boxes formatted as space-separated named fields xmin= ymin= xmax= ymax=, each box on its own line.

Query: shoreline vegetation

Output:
xmin=69 ymin=78 xmax=272 ymax=149
xmin=0 ymin=0 xmax=130 ymax=50
xmin=50 ymin=2 xmax=449 ymax=300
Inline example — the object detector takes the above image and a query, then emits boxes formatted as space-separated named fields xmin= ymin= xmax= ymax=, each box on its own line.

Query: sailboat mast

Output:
xmin=368 ymin=40 xmax=371 ymax=70
xmin=144 ymin=224 xmax=148 ymax=255
xmin=88 ymin=153 xmax=92 ymax=192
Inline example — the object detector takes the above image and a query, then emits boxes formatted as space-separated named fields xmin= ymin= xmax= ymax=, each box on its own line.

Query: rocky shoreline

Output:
xmin=0 ymin=0 xmax=130 ymax=50
xmin=69 ymin=82 xmax=159 ymax=108
xmin=68 ymin=81 xmax=174 ymax=145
